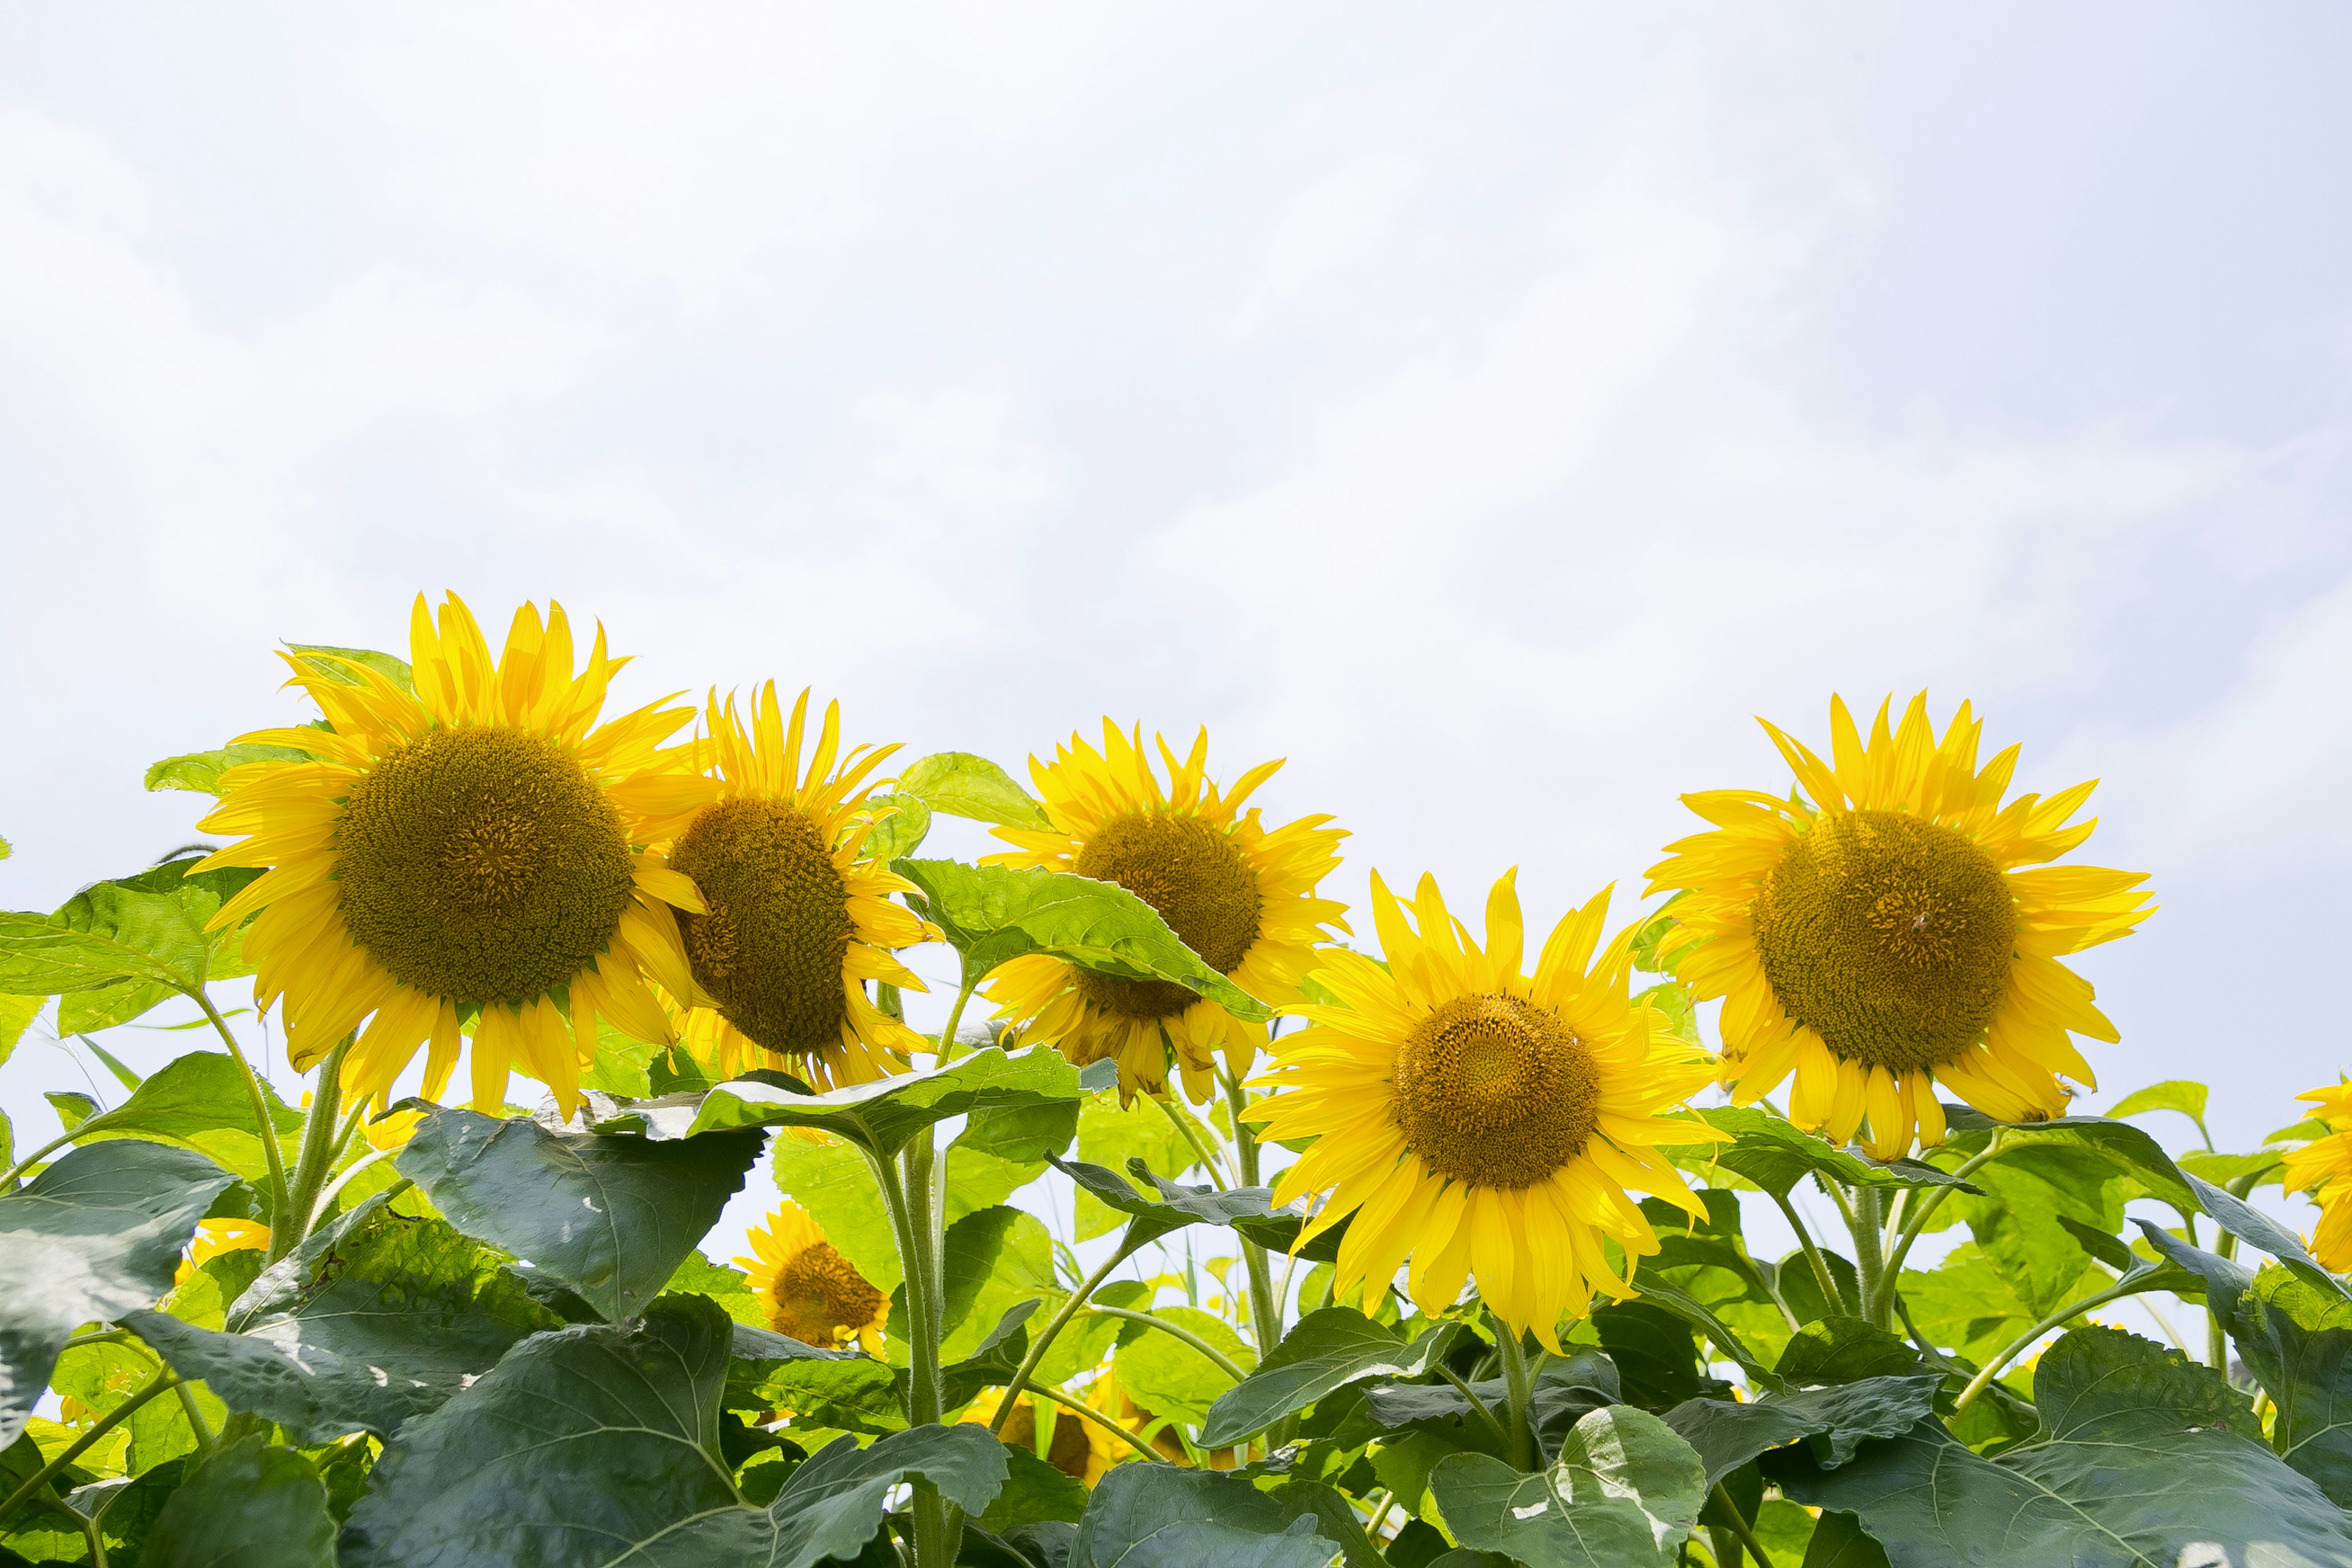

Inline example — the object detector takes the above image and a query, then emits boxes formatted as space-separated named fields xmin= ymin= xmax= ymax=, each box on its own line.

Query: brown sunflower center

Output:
xmin=334 ymin=726 xmax=635 ymax=1004
xmin=672 ymin=799 xmax=854 ymax=1058
xmin=1071 ymin=810 xmax=1264 ymax=1021
xmin=1750 ymin=809 xmax=2016 ymax=1074
xmin=997 ymin=1401 xmax=1096 ymax=1480
xmin=764 ymin=1240 xmax=884 ymax=1348
xmin=1392 ymin=993 xmax=1599 ymax=1189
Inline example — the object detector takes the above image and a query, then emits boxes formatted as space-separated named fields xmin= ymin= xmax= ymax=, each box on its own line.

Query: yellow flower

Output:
xmin=1250 ymin=872 xmax=1717 ymax=1351
xmin=658 ymin=685 xmax=935 ymax=1089
xmin=2283 ymin=1082 xmax=2352 ymax=1270
xmin=982 ymin=722 xmax=1348 ymax=1101
xmin=1645 ymin=693 xmax=2155 ymax=1159
xmin=197 ymin=594 xmax=703 ymax=1119
xmin=736 ymin=1199 xmax=890 ymax=1354
xmin=173 ymin=1218 xmax=270 ymax=1286
xmin=957 ymin=1387 xmax=1124 ymax=1486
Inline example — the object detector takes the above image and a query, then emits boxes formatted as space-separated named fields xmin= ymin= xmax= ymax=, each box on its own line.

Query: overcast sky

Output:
xmin=3 ymin=2 xmax=2348 ymax=1215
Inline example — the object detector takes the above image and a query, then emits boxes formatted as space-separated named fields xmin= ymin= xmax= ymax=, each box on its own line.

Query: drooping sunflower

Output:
xmin=197 ymin=595 xmax=703 ymax=1118
xmin=1645 ymin=693 xmax=2155 ymax=1160
xmin=957 ymin=1388 xmax=1124 ymax=1486
xmin=654 ymin=685 xmax=935 ymax=1089
xmin=2282 ymin=1082 xmax=2352 ymax=1271
xmin=1249 ymin=871 xmax=1718 ymax=1349
xmin=982 ymin=722 xmax=1348 ymax=1101
xmin=736 ymin=1200 xmax=889 ymax=1353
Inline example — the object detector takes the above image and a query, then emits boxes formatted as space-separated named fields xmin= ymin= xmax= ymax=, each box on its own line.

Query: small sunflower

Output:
xmin=1249 ymin=871 xmax=1717 ymax=1350
xmin=736 ymin=1200 xmax=889 ymax=1353
xmin=197 ymin=594 xmax=703 ymax=1119
xmin=958 ymin=1388 xmax=1123 ymax=1485
xmin=1645 ymin=693 xmax=2155 ymax=1159
xmin=656 ymin=685 xmax=934 ymax=1089
xmin=2283 ymin=1082 xmax=2352 ymax=1270
xmin=173 ymin=1219 xmax=271 ymax=1286
xmin=982 ymin=722 xmax=1348 ymax=1101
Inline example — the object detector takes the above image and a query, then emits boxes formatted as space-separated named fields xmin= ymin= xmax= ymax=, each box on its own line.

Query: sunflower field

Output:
xmin=6 ymin=592 xmax=2352 ymax=1568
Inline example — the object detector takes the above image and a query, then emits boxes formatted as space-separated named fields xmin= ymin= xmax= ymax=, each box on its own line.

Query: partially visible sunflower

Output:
xmin=653 ymin=685 xmax=934 ymax=1089
xmin=1645 ymin=693 xmax=2155 ymax=1159
xmin=982 ymin=723 xmax=1348 ymax=1101
xmin=736 ymin=1199 xmax=889 ymax=1353
xmin=197 ymin=594 xmax=704 ymax=1119
xmin=1250 ymin=872 xmax=1718 ymax=1350
xmin=173 ymin=1219 xmax=271 ymax=1286
xmin=2283 ymin=1082 xmax=2352 ymax=1271
xmin=957 ymin=1387 xmax=1124 ymax=1485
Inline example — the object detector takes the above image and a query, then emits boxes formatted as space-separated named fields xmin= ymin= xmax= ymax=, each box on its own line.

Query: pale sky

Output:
xmin=3 ymin=2 xmax=2348 ymax=1207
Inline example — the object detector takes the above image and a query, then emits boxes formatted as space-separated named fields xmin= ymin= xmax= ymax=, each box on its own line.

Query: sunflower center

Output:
xmin=998 ymin=1402 xmax=1097 ymax=1480
xmin=765 ymin=1241 xmax=884 ymax=1348
xmin=1071 ymin=810 xmax=1264 ymax=1021
xmin=334 ymin=726 xmax=635 ymax=1004
xmin=672 ymin=799 xmax=854 ymax=1058
xmin=1392 ymin=993 xmax=1599 ymax=1189
xmin=1751 ymin=809 xmax=2016 ymax=1074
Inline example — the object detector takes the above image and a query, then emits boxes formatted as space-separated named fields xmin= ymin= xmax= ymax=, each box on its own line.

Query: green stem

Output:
xmin=1850 ymin=1186 xmax=1887 ymax=1329
xmin=1770 ymin=1189 xmax=1846 ymax=1316
xmin=1880 ymin=1134 xmax=2005 ymax=1287
xmin=1434 ymin=1365 xmax=1513 ymax=1452
xmin=1 ymin=1126 xmax=85 ymax=1188
xmin=1025 ymin=1384 xmax=1165 ymax=1463
xmin=1952 ymin=1274 xmax=2161 ymax=1413
xmin=1153 ymin=1093 xmax=1231 ymax=1190
xmin=1223 ymin=1068 xmax=1287 ymax=1371
xmin=1493 ymin=1317 xmax=1537 ymax=1472
xmin=0 ymin=1368 xmax=182 ymax=1527
xmin=1087 ymin=1304 xmax=1251 ymax=1383
xmin=307 ymin=1145 xmax=398 ymax=1227
xmin=1709 ymin=1482 xmax=1777 ymax=1567
xmin=271 ymin=1035 xmax=353 ymax=1262
xmin=173 ymin=1379 xmax=217 ymax=1457
xmin=898 ymin=1134 xmax=959 ymax=1568
xmin=991 ymin=1251 xmax=1126 ymax=1436
xmin=197 ymin=990 xmax=292 ymax=1226
xmin=935 ymin=978 xmax=978 ymax=1064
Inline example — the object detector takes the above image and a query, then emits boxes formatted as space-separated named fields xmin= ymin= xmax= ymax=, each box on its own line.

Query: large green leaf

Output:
xmin=0 ymin=1140 xmax=233 ymax=1447
xmin=858 ymin=793 xmax=932 ymax=862
xmin=1943 ymin=1105 xmax=2199 ymax=1218
xmin=2187 ymin=1169 xmax=2347 ymax=1296
xmin=1068 ymin=1463 xmax=1342 ymax=1568
xmin=145 ymin=742 xmax=314 ymax=796
xmin=1428 ymin=1406 xmax=1708 ymax=1568
xmin=286 ymin=642 xmax=414 ymax=692
xmin=948 ymin=1098 xmax=1079 ymax=1219
xmin=724 ymin=1325 xmax=902 ymax=1436
xmin=1955 ymin=1146 xmax=2122 ymax=1319
xmin=1200 ymin=1309 xmax=1460 ymax=1447
xmin=2228 ymin=1263 xmax=2352 ymax=1509
xmin=0 ymin=857 xmax=263 ymax=1034
xmin=893 ymin=859 xmax=1272 ymax=1019
xmin=343 ymin=1294 xmax=1009 ymax=1566
xmin=1049 ymin=1153 xmax=1286 ymax=1262
xmin=1662 ymin=1375 xmax=1940 ymax=1487
xmin=2105 ymin=1079 xmax=2211 ymax=1143
xmin=1689 ymin=1107 xmax=1980 ymax=1199
xmin=137 ymin=1436 xmax=336 ymax=1567
xmin=125 ymin=1194 xmax=560 ymax=1444
xmin=897 ymin=753 xmax=1051 ymax=831
xmin=1365 ymin=1350 xmax=1619 ymax=1460
xmin=63 ymin=1050 xmax=301 ymax=1188
xmin=1115 ymin=1305 xmax=1255 ymax=1428
xmin=1771 ymin=1328 xmax=2352 ymax=1566
xmin=394 ymin=1111 xmax=765 ymax=1321
xmin=689 ymin=1045 xmax=1085 ymax=1156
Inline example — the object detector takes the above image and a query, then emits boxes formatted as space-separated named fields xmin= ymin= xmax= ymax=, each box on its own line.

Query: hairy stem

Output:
xmin=1709 ymin=1482 xmax=1777 ymax=1567
xmin=197 ymin=989 xmax=292 ymax=1226
xmin=1434 ymin=1365 xmax=1514 ymax=1452
xmin=271 ymin=1035 xmax=353 ymax=1262
xmin=1880 ymin=1134 xmax=2005 ymax=1287
xmin=1493 ymin=1317 xmax=1537 ymax=1472
xmin=1850 ymin=1186 xmax=1888 ymax=1329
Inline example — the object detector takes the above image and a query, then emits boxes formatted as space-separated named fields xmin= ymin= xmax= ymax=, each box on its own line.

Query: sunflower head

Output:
xmin=1250 ymin=870 xmax=1718 ymax=1351
xmin=657 ymin=684 xmax=934 ymax=1090
xmin=957 ymin=1387 xmax=1125 ymax=1486
xmin=982 ymin=722 xmax=1348 ymax=1102
xmin=737 ymin=1199 xmax=889 ymax=1354
xmin=1645 ymin=693 xmax=2155 ymax=1160
xmin=195 ymin=594 xmax=705 ymax=1120
xmin=2283 ymin=1082 xmax=2352 ymax=1271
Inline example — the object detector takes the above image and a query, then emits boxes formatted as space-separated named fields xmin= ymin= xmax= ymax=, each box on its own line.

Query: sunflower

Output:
xmin=957 ymin=1387 xmax=1125 ymax=1485
xmin=736 ymin=1200 xmax=889 ymax=1353
xmin=1248 ymin=872 xmax=1718 ymax=1350
xmin=654 ymin=685 xmax=934 ymax=1089
xmin=173 ymin=1219 xmax=271 ymax=1286
xmin=196 ymin=595 xmax=703 ymax=1119
xmin=982 ymin=722 xmax=1348 ymax=1101
xmin=1645 ymin=693 xmax=2155 ymax=1159
xmin=2282 ymin=1082 xmax=2352 ymax=1270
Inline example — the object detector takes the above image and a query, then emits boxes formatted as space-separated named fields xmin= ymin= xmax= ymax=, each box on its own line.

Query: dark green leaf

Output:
xmin=1798 ymin=1510 xmax=1890 ymax=1567
xmin=897 ymin=753 xmax=1050 ymax=831
xmin=1429 ymin=1406 xmax=1707 ymax=1567
xmin=1200 ymin=1309 xmax=1460 ymax=1447
xmin=0 ymin=1140 xmax=232 ymax=1447
xmin=858 ymin=793 xmax=932 ymax=862
xmin=978 ymin=1442 xmax=1090 ymax=1532
xmin=1048 ymin=1153 xmax=1280 ymax=1260
xmin=1611 ymin=1283 xmax=1779 ymax=1393
xmin=893 ymin=859 xmax=1271 ymax=1019
xmin=1069 ymin=1463 xmax=1341 ymax=1568
xmin=1775 ymin=1318 xmax=1922 ymax=1387
xmin=394 ymin=1110 xmax=764 ymax=1320
xmin=145 ymin=742 xmax=314 ymax=796
xmin=2132 ymin=1218 xmax=2252 ymax=1314
xmin=1690 ymin=1108 xmax=1980 ymax=1200
xmin=2229 ymin=1262 xmax=2352 ymax=1509
xmin=941 ymin=1300 xmax=1044 ymax=1413
xmin=2187 ymin=1169 xmax=2348 ymax=1297
xmin=138 ymin=1436 xmax=335 ymax=1567
xmin=1662 ymin=1375 xmax=1940 ymax=1485
xmin=2051 ymin=1213 xmax=2136 ymax=1273
xmin=690 ymin=1044 xmax=1085 ymax=1157
xmin=1266 ymin=1479 xmax=1382 ymax=1568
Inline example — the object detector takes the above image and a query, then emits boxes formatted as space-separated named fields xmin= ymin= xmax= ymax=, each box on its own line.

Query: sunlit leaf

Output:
xmin=690 ymin=1044 xmax=1085 ymax=1157
xmin=897 ymin=752 xmax=1051 ymax=831
xmin=2105 ymin=1079 xmax=2210 ymax=1140
xmin=1430 ymin=1406 xmax=1708 ymax=1568
xmin=285 ymin=641 xmax=414 ymax=692
xmin=144 ymin=742 xmax=314 ymax=797
xmin=859 ymin=793 xmax=932 ymax=862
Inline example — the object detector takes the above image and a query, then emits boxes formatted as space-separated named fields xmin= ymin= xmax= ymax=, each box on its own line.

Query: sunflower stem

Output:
xmin=1849 ymin=1185 xmax=1888 ymax=1329
xmin=1950 ymin=1273 xmax=2163 ymax=1414
xmin=1879 ymin=1133 xmax=2003 ymax=1291
xmin=1433 ymin=1364 xmax=1513 ymax=1451
xmin=0 ymin=1366 xmax=181 ymax=1528
xmin=1222 ymin=1067 xmax=1289 ymax=1385
xmin=1769 ymin=1189 xmax=1846 ymax=1316
xmin=272 ymin=1035 xmax=353 ymax=1263
xmin=196 ymin=989 xmax=292 ymax=1227
xmin=991 ymin=1251 xmax=1127 ymax=1437
xmin=1709 ymin=1482 xmax=1777 ymax=1566
xmin=874 ymin=1137 xmax=955 ymax=1568
xmin=1491 ymin=1314 xmax=1538 ymax=1471
xmin=1025 ymin=1383 xmax=1164 ymax=1463
xmin=1085 ymin=1304 xmax=1252 ymax=1382
xmin=1153 ymin=1093 xmax=1231 ymax=1190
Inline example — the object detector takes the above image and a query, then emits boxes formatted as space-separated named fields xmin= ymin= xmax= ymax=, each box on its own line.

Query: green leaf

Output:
xmin=1957 ymin=1146 xmax=2122 ymax=1318
xmin=1 ymin=856 xmax=262 ymax=1036
xmin=897 ymin=752 xmax=1051 ymax=831
xmin=1200 ymin=1309 xmax=1460 ymax=1447
xmin=144 ymin=742 xmax=313 ymax=796
xmin=0 ymin=994 xmax=45 ymax=1062
xmin=1069 ymin=1463 xmax=1343 ymax=1568
xmin=977 ymin=1441 xmax=1090 ymax=1532
xmin=124 ymin=1194 xmax=561 ymax=1444
xmin=1689 ymin=1107 xmax=1981 ymax=1200
xmin=1114 ymin=1305 xmax=1254 ymax=1428
xmin=663 ymin=1253 xmax=767 ymax=1327
xmin=1049 ymin=1153 xmax=1285 ymax=1262
xmin=771 ymin=1130 xmax=903 ymax=1297
xmin=859 ymin=793 xmax=932 ymax=862
xmin=1770 ymin=1328 xmax=2352 ymax=1566
xmin=1266 ymin=1478 xmax=1384 ymax=1568
xmin=1943 ymin=1105 xmax=2200 ymax=1218
xmin=2105 ymin=1079 xmax=2210 ymax=1139
xmin=2187 ymin=1169 xmax=2348 ymax=1297
xmin=51 ymin=1334 xmax=219 ymax=1475
xmin=394 ymin=1110 xmax=766 ymax=1320
xmin=689 ymin=1044 xmax=1085 ymax=1158
xmin=1608 ymin=1283 xmax=1779 ymax=1394
xmin=137 ymin=1436 xmax=336 ymax=1567
xmin=1796 ymin=1510 xmax=1889 ymax=1567
xmin=948 ymin=1098 xmax=1078 ymax=1219
xmin=2227 ymin=1262 xmax=2352 ymax=1508
xmin=893 ymin=859 xmax=1272 ymax=1020
xmin=1364 ymin=1351 xmax=1619 ymax=1457
xmin=1074 ymin=1093 xmax=1197 ymax=1239
xmin=285 ymin=641 xmax=413 ymax=692
xmin=1430 ymin=1406 xmax=1708 ymax=1568
xmin=1662 ymin=1375 xmax=1940 ymax=1486
xmin=1776 ymin=1318 xmax=1923 ymax=1387
xmin=724 ymin=1327 xmax=901 ymax=1436
xmin=343 ymin=1294 xmax=1009 ymax=1566
xmin=66 ymin=1050 xmax=302 ymax=1187
xmin=0 ymin=1140 xmax=233 ymax=1447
